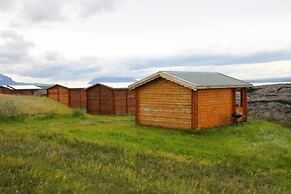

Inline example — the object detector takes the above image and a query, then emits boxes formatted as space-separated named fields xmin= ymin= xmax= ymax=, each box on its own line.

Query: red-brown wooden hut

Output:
xmin=8 ymin=85 xmax=41 ymax=95
xmin=86 ymin=83 xmax=135 ymax=115
xmin=47 ymin=84 xmax=87 ymax=109
xmin=0 ymin=85 xmax=14 ymax=94
xmin=129 ymin=71 xmax=252 ymax=130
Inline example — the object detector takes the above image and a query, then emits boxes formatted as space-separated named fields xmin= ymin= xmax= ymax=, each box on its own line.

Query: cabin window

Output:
xmin=236 ymin=89 xmax=243 ymax=107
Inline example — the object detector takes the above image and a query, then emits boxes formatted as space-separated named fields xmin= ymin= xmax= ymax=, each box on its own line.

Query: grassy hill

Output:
xmin=0 ymin=94 xmax=72 ymax=116
xmin=0 ymin=113 xmax=290 ymax=193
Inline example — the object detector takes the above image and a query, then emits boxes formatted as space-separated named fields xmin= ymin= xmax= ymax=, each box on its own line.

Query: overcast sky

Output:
xmin=0 ymin=0 xmax=291 ymax=83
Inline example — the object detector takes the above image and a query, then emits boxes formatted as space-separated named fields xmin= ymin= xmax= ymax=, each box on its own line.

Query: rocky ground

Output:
xmin=248 ymin=84 xmax=291 ymax=123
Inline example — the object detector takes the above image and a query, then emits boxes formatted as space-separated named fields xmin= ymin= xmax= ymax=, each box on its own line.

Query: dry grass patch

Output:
xmin=0 ymin=94 xmax=72 ymax=115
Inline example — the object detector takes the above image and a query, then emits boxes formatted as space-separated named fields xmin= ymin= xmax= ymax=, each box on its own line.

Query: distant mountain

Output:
xmin=0 ymin=74 xmax=22 ymax=85
xmin=0 ymin=73 xmax=48 ymax=86
xmin=89 ymin=77 xmax=136 ymax=84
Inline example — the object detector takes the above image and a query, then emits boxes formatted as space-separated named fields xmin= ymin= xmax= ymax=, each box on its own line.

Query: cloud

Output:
xmin=21 ymin=0 xmax=67 ymax=23
xmin=0 ymin=31 xmax=110 ymax=81
xmin=15 ymin=0 xmax=119 ymax=24
xmin=126 ymin=50 xmax=291 ymax=70
xmin=0 ymin=0 xmax=13 ymax=12
xmin=1 ymin=30 xmax=291 ymax=82
xmin=25 ymin=49 xmax=291 ymax=81
xmin=76 ymin=0 xmax=119 ymax=17
xmin=22 ymin=56 xmax=103 ymax=81
xmin=0 ymin=30 xmax=33 ymax=64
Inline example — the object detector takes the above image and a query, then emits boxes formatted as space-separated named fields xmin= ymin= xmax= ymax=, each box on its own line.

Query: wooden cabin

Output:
xmin=129 ymin=71 xmax=252 ymax=130
xmin=8 ymin=85 xmax=41 ymax=95
xmin=0 ymin=85 xmax=14 ymax=94
xmin=86 ymin=83 xmax=135 ymax=115
xmin=47 ymin=84 xmax=86 ymax=109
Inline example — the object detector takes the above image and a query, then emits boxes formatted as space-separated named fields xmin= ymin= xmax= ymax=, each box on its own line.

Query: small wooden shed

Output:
xmin=129 ymin=71 xmax=252 ymax=130
xmin=86 ymin=83 xmax=135 ymax=115
xmin=0 ymin=85 xmax=14 ymax=94
xmin=47 ymin=84 xmax=86 ymax=109
xmin=8 ymin=85 xmax=42 ymax=95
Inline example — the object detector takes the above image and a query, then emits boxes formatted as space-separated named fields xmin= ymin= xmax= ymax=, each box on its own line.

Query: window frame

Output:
xmin=236 ymin=88 xmax=243 ymax=107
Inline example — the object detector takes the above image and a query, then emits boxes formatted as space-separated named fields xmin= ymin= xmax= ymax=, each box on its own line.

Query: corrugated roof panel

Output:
xmin=8 ymin=85 xmax=42 ymax=90
xmin=163 ymin=71 xmax=251 ymax=88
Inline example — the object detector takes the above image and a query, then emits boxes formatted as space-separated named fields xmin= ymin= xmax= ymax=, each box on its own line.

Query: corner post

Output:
xmin=135 ymin=89 xmax=139 ymax=124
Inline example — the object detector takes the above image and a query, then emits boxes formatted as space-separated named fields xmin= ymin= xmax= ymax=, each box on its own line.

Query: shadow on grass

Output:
xmin=0 ymin=115 xmax=26 ymax=123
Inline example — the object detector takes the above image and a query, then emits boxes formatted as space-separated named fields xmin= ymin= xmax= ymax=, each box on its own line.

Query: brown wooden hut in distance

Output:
xmin=47 ymin=84 xmax=87 ymax=109
xmin=129 ymin=71 xmax=252 ymax=130
xmin=8 ymin=85 xmax=42 ymax=95
xmin=0 ymin=85 xmax=14 ymax=94
xmin=86 ymin=83 xmax=135 ymax=115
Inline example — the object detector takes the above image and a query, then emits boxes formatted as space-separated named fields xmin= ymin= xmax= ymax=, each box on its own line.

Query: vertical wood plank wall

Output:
xmin=191 ymin=91 xmax=198 ymax=129
xmin=47 ymin=86 xmax=61 ymax=102
xmin=59 ymin=87 xmax=70 ymax=105
xmin=136 ymin=78 xmax=192 ymax=129
xmin=0 ymin=87 xmax=13 ymax=94
xmin=69 ymin=89 xmax=86 ymax=109
xmin=114 ymin=90 xmax=127 ymax=114
xmin=197 ymin=88 xmax=234 ymax=128
xmin=14 ymin=90 xmax=38 ymax=95
xmin=69 ymin=89 xmax=79 ymax=108
xmin=47 ymin=85 xmax=86 ymax=108
xmin=86 ymin=84 xmax=136 ymax=115
xmin=100 ymin=86 xmax=114 ymax=114
xmin=135 ymin=89 xmax=140 ymax=124
xmin=47 ymin=86 xmax=70 ymax=106
xmin=127 ymin=90 xmax=136 ymax=114
xmin=86 ymin=85 xmax=100 ymax=113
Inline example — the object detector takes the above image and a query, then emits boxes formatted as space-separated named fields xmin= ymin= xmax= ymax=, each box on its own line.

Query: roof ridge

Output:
xmin=163 ymin=70 xmax=219 ymax=74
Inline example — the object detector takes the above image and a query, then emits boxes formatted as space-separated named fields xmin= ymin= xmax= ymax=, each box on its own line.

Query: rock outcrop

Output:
xmin=248 ymin=84 xmax=291 ymax=121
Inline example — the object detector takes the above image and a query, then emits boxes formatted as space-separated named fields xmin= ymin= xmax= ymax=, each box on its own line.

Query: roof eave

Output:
xmin=128 ymin=71 xmax=198 ymax=91
xmin=128 ymin=71 xmax=252 ymax=91
xmin=128 ymin=71 xmax=162 ymax=90
xmin=197 ymin=84 xmax=252 ymax=89
xmin=48 ymin=84 xmax=90 ymax=90
xmin=86 ymin=83 xmax=128 ymax=90
xmin=47 ymin=84 xmax=68 ymax=90
xmin=0 ymin=85 xmax=13 ymax=90
xmin=86 ymin=83 xmax=102 ymax=90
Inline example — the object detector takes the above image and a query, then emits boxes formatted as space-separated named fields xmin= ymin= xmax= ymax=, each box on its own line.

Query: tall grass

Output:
xmin=0 ymin=94 xmax=72 ymax=115
xmin=0 ymin=101 xmax=25 ymax=122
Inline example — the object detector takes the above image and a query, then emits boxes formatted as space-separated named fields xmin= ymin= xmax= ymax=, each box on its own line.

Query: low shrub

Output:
xmin=72 ymin=109 xmax=86 ymax=118
xmin=0 ymin=101 xmax=25 ymax=122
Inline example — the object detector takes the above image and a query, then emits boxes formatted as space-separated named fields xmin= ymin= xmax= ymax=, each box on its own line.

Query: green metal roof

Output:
xmin=164 ymin=71 xmax=251 ymax=88
xmin=129 ymin=71 xmax=252 ymax=90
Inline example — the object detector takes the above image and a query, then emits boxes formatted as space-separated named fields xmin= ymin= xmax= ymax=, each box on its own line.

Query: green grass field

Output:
xmin=0 ymin=95 xmax=290 ymax=193
xmin=0 ymin=113 xmax=290 ymax=194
